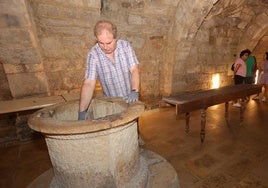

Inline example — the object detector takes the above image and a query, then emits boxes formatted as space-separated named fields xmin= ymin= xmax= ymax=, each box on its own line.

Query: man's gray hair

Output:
xmin=94 ymin=20 xmax=117 ymax=38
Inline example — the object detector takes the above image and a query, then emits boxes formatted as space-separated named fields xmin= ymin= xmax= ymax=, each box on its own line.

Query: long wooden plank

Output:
xmin=163 ymin=84 xmax=262 ymax=114
xmin=0 ymin=96 xmax=65 ymax=114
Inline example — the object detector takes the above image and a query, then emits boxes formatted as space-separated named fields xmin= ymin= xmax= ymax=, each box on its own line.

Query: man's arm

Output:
xmin=79 ymin=79 xmax=96 ymax=113
xmin=124 ymin=64 xmax=140 ymax=103
xmin=130 ymin=64 xmax=140 ymax=91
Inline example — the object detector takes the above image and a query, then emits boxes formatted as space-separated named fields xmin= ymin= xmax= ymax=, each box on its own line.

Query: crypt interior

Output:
xmin=1 ymin=0 xmax=268 ymax=187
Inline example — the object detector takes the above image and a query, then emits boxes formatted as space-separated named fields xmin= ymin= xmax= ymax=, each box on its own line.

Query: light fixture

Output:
xmin=212 ymin=73 xmax=220 ymax=89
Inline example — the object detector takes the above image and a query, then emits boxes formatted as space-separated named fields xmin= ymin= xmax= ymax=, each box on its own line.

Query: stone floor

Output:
xmin=1 ymin=98 xmax=268 ymax=188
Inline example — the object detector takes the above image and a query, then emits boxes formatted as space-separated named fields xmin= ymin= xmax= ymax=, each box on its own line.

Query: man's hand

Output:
xmin=78 ymin=110 xmax=87 ymax=120
xmin=124 ymin=91 xmax=139 ymax=103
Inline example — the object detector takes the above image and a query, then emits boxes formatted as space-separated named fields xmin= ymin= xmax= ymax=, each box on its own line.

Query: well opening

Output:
xmin=29 ymin=97 xmax=143 ymax=135
xmin=40 ymin=98 xmax=126 ymax=121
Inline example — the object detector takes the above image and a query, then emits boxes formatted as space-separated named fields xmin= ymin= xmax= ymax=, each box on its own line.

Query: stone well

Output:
xmin=28 ymin=97 xmax=179 ymax=188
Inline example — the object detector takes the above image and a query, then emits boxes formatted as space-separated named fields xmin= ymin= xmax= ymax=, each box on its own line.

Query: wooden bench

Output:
xmin=160 ymin=84 xmax=263 ymax=143
xmin=0 ymin=93 xmax=80 ymax=115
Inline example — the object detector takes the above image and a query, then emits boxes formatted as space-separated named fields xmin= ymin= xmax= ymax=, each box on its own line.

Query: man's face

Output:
xmin=96 ymin=30 xmax=116 ymax=55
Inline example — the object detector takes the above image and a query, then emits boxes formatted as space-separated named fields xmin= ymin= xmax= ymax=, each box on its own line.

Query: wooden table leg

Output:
xmin=185 ymin=112 xmax=190 ymax=133
xmin=225 ymin=102 xmax=229 ymax=119
xmin=200 ymin=108 xmax=206 ymax=143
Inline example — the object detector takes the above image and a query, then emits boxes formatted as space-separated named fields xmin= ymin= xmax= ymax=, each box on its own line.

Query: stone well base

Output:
xmin=28 ymin=149 xmax=180 ymax=188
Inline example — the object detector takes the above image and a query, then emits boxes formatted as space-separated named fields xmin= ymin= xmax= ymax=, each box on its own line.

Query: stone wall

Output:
xmin=1 ymin=0 xmax=268 ymax=101
xmin=168 ymin=0 xmax=268 ymax=93
xmin=0 ymin=63 xmax=12 ymax=100
xmin=100 ymin=0 xmax=178 ymax=102
xmin=0 ymin=0 xmax=49 ymax=98
xmin=0 ymin=110 xmax=42 ymax=146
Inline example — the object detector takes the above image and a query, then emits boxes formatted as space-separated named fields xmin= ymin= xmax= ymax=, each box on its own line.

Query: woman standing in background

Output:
xmin=232 ymin=49 xmax=249 ymax=107
xmin=259 ymin=52 xmax=268 ymax=102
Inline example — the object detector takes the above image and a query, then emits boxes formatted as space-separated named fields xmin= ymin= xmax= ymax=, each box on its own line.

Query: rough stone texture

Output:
xmin=0 ymin=114 xmax=16 ymax=144
xmin=1 ymin=0 xmax=268 ymax=100
xmin=0 ymin=0 xmax=49 ymax=98
xmin=7 ymin=72 xmax=49 ymax=98
xmin=47 ymin=123 xmax=142 ymax=188
xmin=0 ymin=48 xmax=40 ymax=65
xmin=2 ymin=0 xmax=268 ymax=147
xmin=27 ymin=148 xmax=180 ymax=188
xmin=28 ymin=97 xmax=149 ymax=187
xmin=28 ymin=97 xmax=145 ymax=134
xmin=3 ymin=63 xmax=44 ymax=74
xmin=142 ymin=149 xmax=179 ymax=188
xmin=0 ymin=111 xmax=42 ymax=147
xmin=0 ymin=63 xmax=12 ymax=100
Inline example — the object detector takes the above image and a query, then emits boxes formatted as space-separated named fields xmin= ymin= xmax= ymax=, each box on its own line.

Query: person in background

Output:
xmin=78 ymin=20 xmax=140 ymax=120
xmin=244 ymin=49 xmax=257 ymax=101
xmin=232 ymin=49 xmax=249 ymax=107
xmin=245 ymin=50 xmax=257 ymax=85
xmin=253 ymin=52 xmax=268 ymax=102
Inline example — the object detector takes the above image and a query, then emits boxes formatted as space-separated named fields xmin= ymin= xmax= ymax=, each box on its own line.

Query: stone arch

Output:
xmin=161 ymin=0 xmax=216 ymax=95
xmin=161 ymin=0 xmax=268 ymax=96
xmin=237 ymin=12 xmax=268 ymax=61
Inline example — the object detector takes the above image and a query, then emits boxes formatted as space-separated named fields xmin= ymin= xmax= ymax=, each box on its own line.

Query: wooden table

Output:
xmin=160 ymin=84 xmax=262 ymax=142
